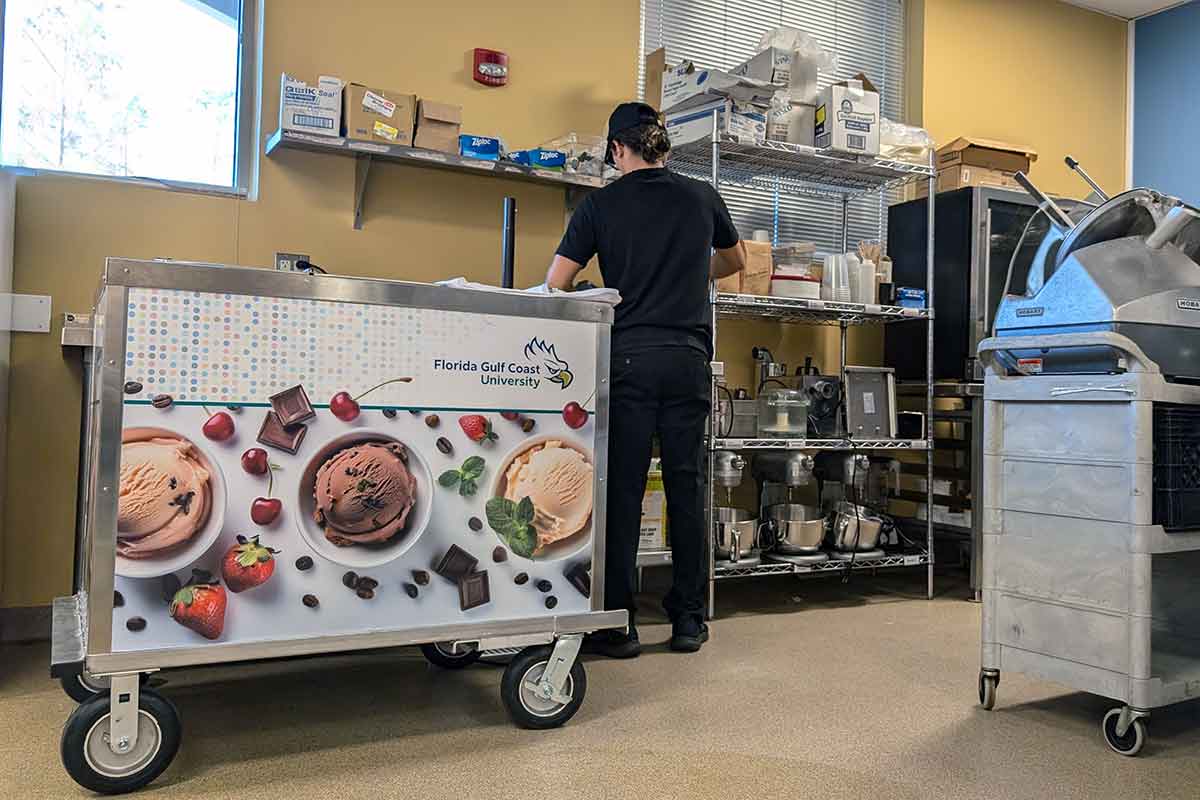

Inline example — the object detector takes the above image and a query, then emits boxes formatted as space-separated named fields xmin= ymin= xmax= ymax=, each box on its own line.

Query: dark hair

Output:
xmin=611 ymin=123 xmax=671 ymax=163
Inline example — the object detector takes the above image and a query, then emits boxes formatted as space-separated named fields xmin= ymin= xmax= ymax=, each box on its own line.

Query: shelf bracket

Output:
xmin=354 ymin=153 xmax=374 ymax=230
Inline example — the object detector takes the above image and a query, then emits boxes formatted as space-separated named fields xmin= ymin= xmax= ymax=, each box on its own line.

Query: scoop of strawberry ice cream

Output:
xmin=118 ymin=433 xmax=212 ymax=559
xmin=313 ymin=441 xmax=416 ymax=546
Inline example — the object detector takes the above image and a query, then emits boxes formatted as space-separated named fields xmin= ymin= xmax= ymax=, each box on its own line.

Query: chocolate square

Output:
xmin=564 ymin=562 xmax=591 ymax=598
xmin=256 ymin=410 xmax=307 ymax=454
xmin=434 ymin=545 xmax=478 ymax=582
xmin=458 ymin=570 xmax=490 ymax=610
xmin=269 ymin=384 xmax=315 ymax=427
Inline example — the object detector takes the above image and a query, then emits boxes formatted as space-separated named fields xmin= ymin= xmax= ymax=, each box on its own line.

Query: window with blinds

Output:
xmin=641 ymin=0 xmax=907 ymax=254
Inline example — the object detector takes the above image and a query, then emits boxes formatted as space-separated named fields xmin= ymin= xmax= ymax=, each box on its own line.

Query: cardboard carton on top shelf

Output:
xmin=414 ymin=100 xmax=463 ymax=154
xmin=814 ymin=73 xmax=881 ymax=156
xmin=665 ymin=98 xmax=766 ymax=147
xmin=661 ymin=61 xmax=776 ymax=114
xmin=280 ymin=73 xmax=343 ymax=137
xmin=343 ymin=83 xmax=416 ymax=146
xmin=730 ymin=47 xmax=793 ymax=86
xmin=937 ymin=137 xmax=1037 ymax=174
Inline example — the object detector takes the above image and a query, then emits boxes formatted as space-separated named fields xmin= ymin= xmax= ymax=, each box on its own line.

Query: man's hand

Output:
xmin=546 ymin=255 xmax=585 ymax=291
xmin=711 ymin=240 xmax=747 ymax=279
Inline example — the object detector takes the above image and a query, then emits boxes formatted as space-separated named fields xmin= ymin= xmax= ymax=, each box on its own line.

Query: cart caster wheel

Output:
xmin=978 ymin=673 xmax=998 ymax=711
xmin=1102 ymin=708 xmax=1147 ymax=757
xmin=421 ymin=642 xmax=481 ymax=670
xmin=61 ymin=688 xmax=180 ymax=794
xmin=60 ymin=672 xmax=149 ymax=704
xmin=501 ymin=645 xmax=587 ymax=730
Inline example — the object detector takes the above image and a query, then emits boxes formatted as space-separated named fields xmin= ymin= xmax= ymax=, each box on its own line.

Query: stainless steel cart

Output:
xmin=52 ymin=260 xmax=626 ymax=794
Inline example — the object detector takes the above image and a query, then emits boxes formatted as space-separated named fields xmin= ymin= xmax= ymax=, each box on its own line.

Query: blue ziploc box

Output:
xmin=507 ymin=149 xmax=533 ymax=165
xmin=459 ymin=135 xmax=502 ymax=161
xmin=895 ymin=287 xmax=927 ymax=309
xmin=524 ymin=148 xmax=567 ymax=170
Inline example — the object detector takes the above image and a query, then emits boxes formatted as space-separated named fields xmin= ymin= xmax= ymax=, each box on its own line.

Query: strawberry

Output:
xmin=169 ymin=573 xmax=227 ymax=640
xmin=221 ymin=534 xmax=278 ymax=593
xmin=458 ymin=414 xmax=497 ymax=444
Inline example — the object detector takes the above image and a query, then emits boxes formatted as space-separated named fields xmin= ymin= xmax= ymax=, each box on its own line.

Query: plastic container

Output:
xmin=858 ymin=258 xmax=877 ymax=304
xmin=757 ymin=388 xmax=810 ymax=438
xmin=539 ymin=132 xmax=606 ymax=175
xmin=844 ymin=253 xmax=862 ymax=303
xmin=770 ymin=274 xmax=821 ymax=298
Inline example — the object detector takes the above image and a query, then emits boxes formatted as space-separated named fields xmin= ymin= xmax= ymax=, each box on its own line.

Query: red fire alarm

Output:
xmin=473 ymin=48 xmax=509 ymax=87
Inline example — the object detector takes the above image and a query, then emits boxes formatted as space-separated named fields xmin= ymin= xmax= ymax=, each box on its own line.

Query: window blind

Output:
xmin=641 ymin=0 xmax=907 ymax=254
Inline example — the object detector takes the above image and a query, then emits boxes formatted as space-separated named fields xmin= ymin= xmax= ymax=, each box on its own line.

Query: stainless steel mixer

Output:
xmin=752 ymin=452 xmax=824 ymax=555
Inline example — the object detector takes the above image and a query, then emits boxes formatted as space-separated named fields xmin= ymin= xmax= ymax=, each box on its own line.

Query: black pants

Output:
xmin=604 ymin=346 xmax=710 ymax=622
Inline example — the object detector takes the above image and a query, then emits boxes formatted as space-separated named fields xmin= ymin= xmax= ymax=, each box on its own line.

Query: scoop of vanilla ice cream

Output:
xmin=119 ymin=439 xmax=208 ymax=537
xmin=505 ymin=440 xmax=593 ymax=549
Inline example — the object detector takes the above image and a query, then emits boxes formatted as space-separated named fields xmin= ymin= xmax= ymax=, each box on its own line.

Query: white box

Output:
xmin=730 ymin=47 xmax=793 ymax=85
xmin=639 ymin=520 xmax=667 ymax=551
xmin=814 ymin=73 xmax=881 ymax=155
xmin=661 ymin=61 xmax=775 ymax=114
xmin=280 ymin=73 xmax=343 ymax=137
xmin=665 ymin=98 xmax=766 ymax=147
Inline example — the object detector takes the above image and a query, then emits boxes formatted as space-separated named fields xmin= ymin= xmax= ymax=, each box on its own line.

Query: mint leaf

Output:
xmin=486 ymin=497 xmax=516 ymax=531
xmin=486 ymin=497 xmax=538 ymax=556
xmin=461 ymin=456 xmax=485 ymax=481
xmin=459 ymin=478 xmax=478 ymax=497
xmin=516 ymin=496 xmax=535 ymax=525
xmin=438 ymin=470 xmax=461 ymax=488
xmin=508 ymin=524 xmax=537 ymax=558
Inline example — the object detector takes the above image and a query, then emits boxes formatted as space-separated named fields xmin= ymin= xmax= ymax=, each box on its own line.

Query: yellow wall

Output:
xmin=2 ymin=0 xmax=639 ymax=608
xmin=918 ymin=0 xmax=1128 ymax=196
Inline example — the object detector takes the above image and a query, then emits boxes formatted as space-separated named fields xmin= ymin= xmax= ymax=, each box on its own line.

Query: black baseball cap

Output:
xmin=605 ymin=102 xmax=662 ymax=165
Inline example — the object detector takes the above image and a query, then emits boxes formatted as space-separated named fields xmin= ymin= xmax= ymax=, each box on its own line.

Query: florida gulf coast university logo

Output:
xmin=525 ymin=338 xmax=573 ymax=390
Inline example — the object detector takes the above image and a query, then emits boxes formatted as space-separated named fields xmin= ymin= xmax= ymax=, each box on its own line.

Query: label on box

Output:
xmin=862 ymin=392 xmax=876 ymax=415
xmin=281 ymin=73 xmax=343 ymax=137
xmin=1017 ymin=357 xmax=1044 ymax=374
xmin=362 ymin=90 xmax=396 ymax=118
xmin=373 ymin=121 xmax=399 ymax=141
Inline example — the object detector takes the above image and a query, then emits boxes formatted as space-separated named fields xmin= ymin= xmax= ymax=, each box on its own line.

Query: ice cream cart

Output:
xmin=51 ymin=259 xmax=625 ymax=794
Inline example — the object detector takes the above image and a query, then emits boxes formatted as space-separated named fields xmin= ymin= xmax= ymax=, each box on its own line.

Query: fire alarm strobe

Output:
xmin=474 ymin=48 xmax=509 ymax=86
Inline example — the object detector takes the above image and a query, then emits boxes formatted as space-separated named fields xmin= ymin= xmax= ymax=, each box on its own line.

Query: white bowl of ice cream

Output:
xmin=490 ymin=435 xmax=594 ymax=562
xmin=295 ymin=430 xmax=433 ymax=569
xmin=116 ymin=427 xmax=227 ymax=579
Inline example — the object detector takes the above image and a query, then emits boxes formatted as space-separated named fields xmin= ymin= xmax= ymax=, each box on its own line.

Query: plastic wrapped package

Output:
xmin=756 ymin=26 xmax=837 ymax=103
xmin=540 ymin=132 xmax=607 ymax=175
xmin=880 ymin=119 xmax=934 ymax=165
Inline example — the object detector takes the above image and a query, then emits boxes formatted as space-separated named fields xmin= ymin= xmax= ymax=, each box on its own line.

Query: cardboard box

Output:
xmin=280 ymin=73 xmax=343 ymax=137
xmin=665 ymin=98 xmax=766 ymax=147
xmin=459 ymin=135 xmax=502 ymax=161
xmin=343 ymin=83 xmax=416 ymax=146
xmin=814 ymin=73 xmax=881 ymax=155
xmin=937 ymin=136 xmax=1037 ymax=174
xmin=715 ymin=271 xmax=742 ymax=294
xmin=414 ymin=100 xmax=462 ymax=153
xmin=645 ymin=47 xmax=668 ymax=111
xmin=640 ymin=461 xmax=668 ymax=550
xmin=661 ymin=61 xmax=776 ymax=114
xmin=730 ymin=47 xmax=792 ymax=86
xmin=915 ymin=164 xmax=1022 ymax=197
xmin=741 ymin=240 xmax=773 ymax=296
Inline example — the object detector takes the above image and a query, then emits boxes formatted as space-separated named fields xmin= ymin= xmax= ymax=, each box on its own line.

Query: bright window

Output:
xmin=1 ymin=0 xmax=256 ymax=191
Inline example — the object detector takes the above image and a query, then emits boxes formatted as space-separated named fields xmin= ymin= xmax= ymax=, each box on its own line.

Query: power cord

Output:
xmin=715 ymin=383 xmax=736 ymax=438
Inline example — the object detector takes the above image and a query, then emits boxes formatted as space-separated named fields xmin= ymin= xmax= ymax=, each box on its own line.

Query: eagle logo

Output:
xmin=524 ymin=338 xmax=573 ymax=390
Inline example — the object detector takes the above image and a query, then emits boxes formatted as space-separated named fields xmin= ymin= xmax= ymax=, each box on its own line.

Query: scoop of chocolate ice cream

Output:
xmin=313 ymin=441 xmax=416 ymax=546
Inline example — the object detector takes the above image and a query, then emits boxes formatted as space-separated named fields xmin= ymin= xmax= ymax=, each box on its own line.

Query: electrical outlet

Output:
xmin=275 ymin=252 xmax=310 ymax=271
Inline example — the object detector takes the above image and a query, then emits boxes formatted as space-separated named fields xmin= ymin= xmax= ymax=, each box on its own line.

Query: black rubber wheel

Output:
xmin=500 ymin=645 xmax=587 ymax=730
xmin=61 ymin=672 xmax=149 ymax=704
xmin=1102 ymin=708 xmax=1147 ymax=757
xmin=420 ymin=642 xmax=481 ymax=670
xmin=61 ymin=688 xmax=181 ymax=794
xmin=978 ymin=673 xmax=997 ymax=711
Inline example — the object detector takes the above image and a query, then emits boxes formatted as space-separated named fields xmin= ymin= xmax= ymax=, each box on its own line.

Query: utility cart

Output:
xmin=52 ymin=259 xmax=625 ymax=793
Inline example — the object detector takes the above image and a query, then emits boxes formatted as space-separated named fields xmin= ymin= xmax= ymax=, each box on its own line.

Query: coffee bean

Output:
xmin=403 ymin=582 xmax=419 ymax=598
xmin=126 ymin=617 xmax=147 ymax=632
xmin=123 ymin=381 xmax=143 ymax=395
xmin=161 ymin=574 xmax=181 ymax=604
xmin=226 ymin=404 xmax=243 ymax=413
xmin=342 ymin=571 xmax=359 ymax=589
xmin=302 ymin=594 xmax=319 ymax=608
xmin=544 ymin=596 xmax=558 ymax=609
xmin=151 ymin=394 xmax=173 ymax=409
xmin=500 ymin=411 xmax=519 ymax=421
xmin=408 ymin=409 xmax=421 ymax=415
xmin=355 ymin=576 xmax=379 ymax=591
xmin=514 ymin=572 xmax=529 ymax=585
xmin=382 ymin=408 xmax=398 ymax=419
xmin=113 ymin=590 xmax=125 ymax=608
xmin=521 ymin=418 xmax=536 ymax=433
xmin=535 ymin=579 xmax=552 ymax=593
xmin=425 ymin=414 xmax=440 ymax=428
xmin=295 ymin=556 xmax=314 ymax=571
xmin=436 ymin=437 xmax=453 ymax=455
xmin=492 ymin=547 xmax=508 ymax=563
xmin=468 ymin=516 xmax=483 ymax=532
xmin=356 ymin=587 xmax=375 ymax=600
xmin=412 ymin=570 xmax=430 ymax=586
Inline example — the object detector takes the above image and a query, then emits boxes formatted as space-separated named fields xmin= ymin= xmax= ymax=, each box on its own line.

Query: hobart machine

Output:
xmin=977 ymin=163 xmax=1200 ymax=756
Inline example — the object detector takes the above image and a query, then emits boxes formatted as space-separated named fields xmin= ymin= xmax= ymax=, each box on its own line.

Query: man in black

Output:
xmin=546 ymin=102 xmax=745 ymax=655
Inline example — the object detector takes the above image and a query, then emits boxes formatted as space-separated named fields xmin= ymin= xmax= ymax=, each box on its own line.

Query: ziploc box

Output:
xmin=460 ymin=135 xmax=503 ymax=161
xmin=814 ymin=73 xmax=881 ymax=155
xmin=665 ymin=98 xmax=766 ymax=147
xmin=509 ymin=148 xmax=567 ymax=171
xmin=280 ymin=73 xmax=343 ymax=137
xmin=343 ymin=83 xmax=416 ymax=146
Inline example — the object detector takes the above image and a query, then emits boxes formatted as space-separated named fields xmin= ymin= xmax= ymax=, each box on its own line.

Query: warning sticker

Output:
xmin=372 ymin=120 xmax=399 ymax=141
xmin=1017 ymin=357 xmax=1043 ymax=374
xmin=362 ymin=90 xmax=396 ymax=118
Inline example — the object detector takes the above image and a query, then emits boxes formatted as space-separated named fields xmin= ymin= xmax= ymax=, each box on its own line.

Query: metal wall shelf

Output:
xmin=715 ymin=293 xmax=931 ymax=325
xmin=672 ymin=135 xmax=935 ymax=198
xmin=714 ymin=552 xmax=930 ymax=579
xmin=711 ymin=437 xmax=929 ymax=451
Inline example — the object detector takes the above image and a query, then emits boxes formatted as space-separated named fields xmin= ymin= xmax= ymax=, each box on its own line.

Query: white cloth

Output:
xmin=437 ymin=277 xmax=622 ymax=307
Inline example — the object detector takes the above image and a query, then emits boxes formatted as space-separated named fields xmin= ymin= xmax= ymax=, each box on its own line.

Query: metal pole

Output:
xmin=501 ymin=196 xmax=516 ymax=288
xmin=840 ymin=194 xmax=850 ymax=254
xmin=926 ymin=150 xmax=936 ymax=600
xmin=839 ymin=320 xmax=848 ymax=436
xmin=706 ymin=105 xmax=721 ymax=620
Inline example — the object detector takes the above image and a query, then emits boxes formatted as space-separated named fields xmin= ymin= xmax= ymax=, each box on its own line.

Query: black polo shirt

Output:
xmin=556 ymin=167 xmax=739 ymax=357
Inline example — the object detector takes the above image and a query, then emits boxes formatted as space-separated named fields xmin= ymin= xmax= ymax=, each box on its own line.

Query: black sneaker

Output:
xmin=669 ymin=616 xmax=709 ymax=653
xmin=583 ymin=626 xmax=641 ymax=659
